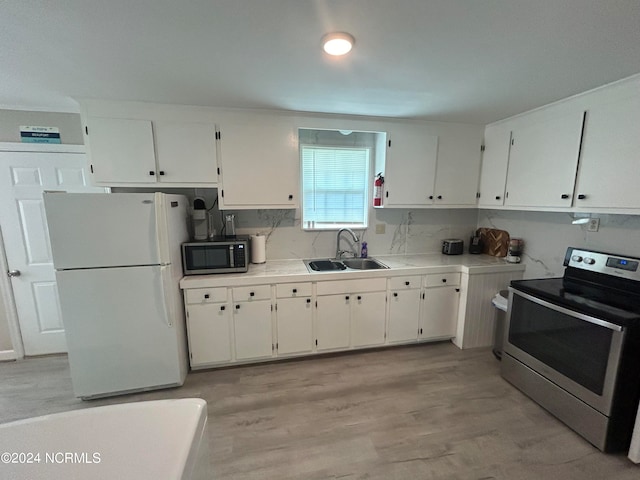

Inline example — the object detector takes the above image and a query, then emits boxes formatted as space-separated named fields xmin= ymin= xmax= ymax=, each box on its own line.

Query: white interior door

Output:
xmin=0 ymin=149 xmax=104 ymax=355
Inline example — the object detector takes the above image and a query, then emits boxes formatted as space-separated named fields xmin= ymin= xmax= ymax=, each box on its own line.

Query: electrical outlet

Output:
xmin=375 ymin=223 xmax=386 ymax=234
xmin=587 ymin=218 xmax=600 ymax=232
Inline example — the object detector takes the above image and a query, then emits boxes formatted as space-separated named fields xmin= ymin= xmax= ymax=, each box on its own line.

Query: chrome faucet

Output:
xmin=336 ymin=228 xmax=360 ymax=259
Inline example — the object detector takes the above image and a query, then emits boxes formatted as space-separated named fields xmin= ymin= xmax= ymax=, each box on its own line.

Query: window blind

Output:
xmin=301 ymin=145 xmax=370 ymax=229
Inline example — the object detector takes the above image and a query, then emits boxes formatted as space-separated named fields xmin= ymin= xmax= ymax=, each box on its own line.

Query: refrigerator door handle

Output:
xmin=159 ymin=266 xmax=174 ymax=328
xmin=154 ymin=192 xmax=171 ymax=265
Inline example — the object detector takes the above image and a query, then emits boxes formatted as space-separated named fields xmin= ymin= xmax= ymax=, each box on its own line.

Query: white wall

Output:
xmin=478 ymin=209 xmax=640 ymax=279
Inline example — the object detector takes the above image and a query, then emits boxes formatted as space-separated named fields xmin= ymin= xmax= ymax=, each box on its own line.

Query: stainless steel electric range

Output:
xmin=502 ymin=247 xmax=640 ymax=452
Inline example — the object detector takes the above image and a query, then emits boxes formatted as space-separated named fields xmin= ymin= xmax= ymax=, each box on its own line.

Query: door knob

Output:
xmin=7 ymin=270 xmax=21 ymax=277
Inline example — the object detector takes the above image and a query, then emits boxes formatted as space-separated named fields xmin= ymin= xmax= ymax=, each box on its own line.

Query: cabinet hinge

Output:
xmin=276 ymin=342 xmax=278 ymax=350
xmin=511 ymin=138 xmax=515 ymax=146
xmin=476 ymin=192 xmax=480 ymax=199
xmin=505 ymin=191 xmax=509 ymax=199
xmin=385 ymin=191 xmax=389 ymax=198
xmin=190 ymin=352 xmax=192 ymax=360
xmin=186 ymin=310 xmax=189 ymax=318
xmin=217 ymin=167 xmax=220 ymax=175
xmin=315 ymin=339 xmax=318 ymax=346
xmin=85 ymin=126 xmax=89 ymax=135
xmin=315 ymin=301 xmax=318 ymax=308
xmin=215 ymin=131 xmax=221 ymax=140
xmin=422 ymin=292 xmax=425 ymax=300
xmin=271 ymin=304 xmax=274 ymax=311
xmin=90 ymin=164 xmax=94 ymax=174
xmin=480 ymin=144 xmax=485 ymax=152
xmin=221 ymin=189 xmax=224 ymax=198
xmin=388 ymin=139 xmax=391 ymax=148
xmin=272 ymin=343 xmax=274 ymax=351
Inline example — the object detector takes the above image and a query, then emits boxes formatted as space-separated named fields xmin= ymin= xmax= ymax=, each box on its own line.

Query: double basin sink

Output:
xmin=304 ymin=257 xmax=389 ymax=273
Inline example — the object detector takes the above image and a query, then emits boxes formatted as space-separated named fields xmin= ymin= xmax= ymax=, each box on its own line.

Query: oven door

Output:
xmin=504 ymin=288 xmax=625 ymax=416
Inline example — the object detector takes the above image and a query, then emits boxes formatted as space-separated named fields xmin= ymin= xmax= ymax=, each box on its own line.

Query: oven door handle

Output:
xmin=510 ymin=288 xmax=623 ymax=332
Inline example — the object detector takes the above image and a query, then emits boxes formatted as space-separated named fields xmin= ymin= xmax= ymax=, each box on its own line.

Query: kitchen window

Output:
xmin=300 ymin=129 xmax=381 ymax=230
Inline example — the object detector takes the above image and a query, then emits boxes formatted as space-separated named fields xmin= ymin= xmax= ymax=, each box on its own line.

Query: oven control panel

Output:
xmin=566 ymin=248 xmax=640 ymax=281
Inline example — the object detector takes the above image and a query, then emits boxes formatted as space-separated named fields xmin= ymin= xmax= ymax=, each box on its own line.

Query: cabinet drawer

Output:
xmin=276 ymin=282 xmax=312 ymax=298
xmin=424 ymin=273 xmax=460 ymax=287
xmin=388 ymin=276 xmax=422 ymax=290
xmin=232 ymin=284 xmax=272 ymax=302
xmin=316 ymin=278 xmax=386 ymax=295
xmin=185 ymin=287 xmax=228 ymax=304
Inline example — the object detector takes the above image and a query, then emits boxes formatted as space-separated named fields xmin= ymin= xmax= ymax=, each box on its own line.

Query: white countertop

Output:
xmin=180 ymin=253 xmax=525 ymax=289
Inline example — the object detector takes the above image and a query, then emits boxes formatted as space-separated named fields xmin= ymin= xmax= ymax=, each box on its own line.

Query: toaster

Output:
xmin=442 ymin=239 xmax=464 ymax=255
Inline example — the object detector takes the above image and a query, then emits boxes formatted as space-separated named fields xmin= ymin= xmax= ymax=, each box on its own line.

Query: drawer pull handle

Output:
xmin=220 ymin=305 xmax=226 ymax=311
xmin=442 ymin=278 xmax=447 ymax=283
xmin=345 ymin=295 xmax=350 ymax=300
xmin=393 ymin=292 xmax=398 ymax=297
xmin=235 ymin=305 xmax=240 ymax=310
xmin=306 ymin=298 xmax=311 ymax=304
xmin=204 ymin=294 xmax=210 ymax=299
xmin=357 ymin=295 xmax=362 ymax=300
xmin=292 ymin=288 xmax=297 ymax=293
xmin=249 ymin=292 xmax=255 ymax=297
xmin=405 ymin=281 xmax=410 ymax=286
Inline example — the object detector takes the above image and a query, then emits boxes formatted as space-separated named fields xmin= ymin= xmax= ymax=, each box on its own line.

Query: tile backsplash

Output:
xmin=478 ymin=210 xmax=640 ymax=279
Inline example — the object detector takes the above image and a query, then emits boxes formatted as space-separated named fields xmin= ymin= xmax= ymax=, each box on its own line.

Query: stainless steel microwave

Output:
xmin=181 ymin=237 xmax=249 ymax=275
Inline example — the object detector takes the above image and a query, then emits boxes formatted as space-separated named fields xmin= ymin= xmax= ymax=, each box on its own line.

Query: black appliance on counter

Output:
xmin=502 ymin=247 xmax=640 ymax=452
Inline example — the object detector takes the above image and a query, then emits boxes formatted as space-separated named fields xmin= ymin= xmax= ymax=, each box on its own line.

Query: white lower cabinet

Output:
xmin=184 ymin=287 xmax=233 ymax=368
xmin=351 ymin=292 xmax=386 ymax=348
xmin=316 ymin=294 xmax=351 ymax=351
xmin=232 ymin=285 xmax=273 ymax=361
xmin=275 ymin=283 xmax=314 ymax=356
xmin=420 ymin=274 xmax=460 ymax=340
xmin=387 ymin=276 xmax=421 ymax=343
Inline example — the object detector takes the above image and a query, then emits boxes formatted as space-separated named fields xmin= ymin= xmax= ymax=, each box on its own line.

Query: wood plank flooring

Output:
xmin=1 ymin=343 xmax=638 ymax=479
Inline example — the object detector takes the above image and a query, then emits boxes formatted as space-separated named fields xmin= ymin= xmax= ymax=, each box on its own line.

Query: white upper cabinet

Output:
xmin=478 ymin=124 xmax=511 ymax=206
xmin=504 ymin=111 xmax=584 ymax=208
xmin=432 ymin=125 xmax=483 ymax=206
xmin=81 ymin=100 xmax=219 ymax=187
xmin=85 ymin=117 xmax=157 ymax=184
xmin=382 ymin=122 xmax=483 ymax=208
xmin=217 ymin=111 xmax=298 ymax=209
xmin=574 ymin=82 xmax=640 ymax=209
xmin=383 ymin=125 xmax=437 ymax=207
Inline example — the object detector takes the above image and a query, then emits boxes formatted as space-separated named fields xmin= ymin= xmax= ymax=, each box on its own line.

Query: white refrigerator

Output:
xmin=44 ymin=192 xmax=190 ymax=399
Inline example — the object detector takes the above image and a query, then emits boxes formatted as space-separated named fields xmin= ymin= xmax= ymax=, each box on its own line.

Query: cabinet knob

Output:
xmin=306 ymin=298 xmax=311 ymax=304
xmin=249 ymin=292 xmax=255 ymax=297
xmin=292 ymin=288 xmax=297 ymax=293
xmin=428 ymin=195 xmax=434 ymax=200
xmin=204 ymin=294 xmax=210 ymax=299
xmin=220 ymin=305 xmax=226 ymax=311
xmin=405 ymin=281 xmax=410 ymax=286
xmin=437 ymin=195 xmax=443 ymax=200
xmin=288 ymin=194 xmax=293 ymax=201
xmin=345 ymin=295 xmax=350 ymax=300
xmin=495 ymin=196 xmax=501 ymax=200
xmin=235 ymin=305 xmax=240 ymax=309
xmin=442 ymin=278 xmax=447 ymax=283
xmin=578 ymin=194 xmax=587 ymax=200
xmin=159 ymin=171 xmax=165 ymax=176
xmin=561 ymin=194 xmax=570 ymax=199
xmin=149 ymin=171 xmax=155 ymax=176
xmin=357 ymin=295 xmax=362 ymax=300
xmin=393 ymin=292 xmax=398 ymax=297
xmin=456 ymin=288 xmax=460 ymax=292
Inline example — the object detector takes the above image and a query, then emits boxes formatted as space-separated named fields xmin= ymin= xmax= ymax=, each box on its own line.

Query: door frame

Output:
xmin=0 ymin=142 xmax=87 ymax=360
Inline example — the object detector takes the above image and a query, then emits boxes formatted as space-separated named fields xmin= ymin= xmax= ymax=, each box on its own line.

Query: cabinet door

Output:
xmin=384 ymin=126 xmax=437 ymax=206
xmin=233 ymin=300 xmax=273 ymax=360
xmin=433 ymin=127 xmax=483 ymax=206
xmin=421 ymin=287 xmax=459 ymax=340
xmin=316 ymin=294 xmax=350 ymax=351
xmin=505 ymin=111 xmax=584 ymax=207
xmin=388 ymin=289 xmax=421 ymax=343
xmin=276 ymin=297 xmax=313 ymax=356
xmin=86 ymin=117 xmax=157 ymax=184
xmin=186 ymin=303 xmax=232 ymax=366
xmin=478 ymin=124 xmax=511 ymax=206
xmin=351 ymin=292 xmax=387 ymax=347
xmin=154 ymin=121 xmax=218 ymax=184
xmin=575 ymin=93 xmax=640 ymax=208
xmin=218 ymin=113 xmax=298 ymax=208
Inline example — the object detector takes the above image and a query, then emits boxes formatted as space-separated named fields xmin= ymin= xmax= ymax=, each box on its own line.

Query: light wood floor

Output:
xmin=1 ymin=343 xmax=638 ymax=479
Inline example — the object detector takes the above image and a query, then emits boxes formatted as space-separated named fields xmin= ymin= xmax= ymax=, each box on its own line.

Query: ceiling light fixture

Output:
xmin=322 ymin=32 xmax=355 ymax=56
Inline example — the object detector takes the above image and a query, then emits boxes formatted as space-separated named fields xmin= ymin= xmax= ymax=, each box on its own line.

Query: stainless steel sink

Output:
xmin=342 ymin=258 xmax=389 ymax=270
xmin=303 ymin=257 xmax=389 ymax=273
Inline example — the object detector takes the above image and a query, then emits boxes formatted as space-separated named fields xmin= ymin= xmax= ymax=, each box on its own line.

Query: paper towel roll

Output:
xmin=251 ymin=234 xmax=266 ymax=264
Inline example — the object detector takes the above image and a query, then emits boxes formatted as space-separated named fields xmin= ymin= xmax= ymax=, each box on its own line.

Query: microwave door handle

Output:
xmin=511 ymin=289 xmax=623 ymax=332
xmin=229 ymin=245 xmax=234 ymax=268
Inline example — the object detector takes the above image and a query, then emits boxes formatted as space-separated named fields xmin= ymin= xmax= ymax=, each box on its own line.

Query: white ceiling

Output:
xmin=2 ymin=0 xmax=640 ymax=124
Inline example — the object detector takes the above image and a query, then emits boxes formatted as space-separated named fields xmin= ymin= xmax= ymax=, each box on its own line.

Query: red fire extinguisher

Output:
xmin=373 ymin=173 xmax=384 ymax=207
